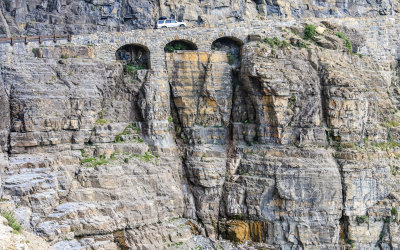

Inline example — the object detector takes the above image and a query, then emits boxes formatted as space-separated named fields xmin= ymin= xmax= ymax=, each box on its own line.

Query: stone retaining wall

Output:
xmin=0 ymin=17 xmax=399 ymax=71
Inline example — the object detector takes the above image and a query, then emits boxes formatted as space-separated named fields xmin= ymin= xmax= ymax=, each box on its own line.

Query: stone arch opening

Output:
xmin=116 ymin=44 xmax=150 ymax=69
xmin=164 ymin=40 xmax=198 ymax=53
xmin=211 ymin=36 xmax=243 ymax=67
xmin=212 ymin=36 xmax=244 ymax=49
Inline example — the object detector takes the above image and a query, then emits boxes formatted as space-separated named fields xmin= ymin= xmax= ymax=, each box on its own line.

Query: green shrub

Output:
xmin=227 ymin=53 xmax=234 ymax=65
xmin=304 ymin=24 xmax=316 ymax=40
xmin=347 ymin=239 xmax=355 ymax=248
xmin=143 ymin=151 xmax=154 ymax=162
xmin=336 ymin=32 xmax=353 ymax=54
xmin=115 ymin=134 xmax=123 ymax=143
xmin=95 ymin=118 xmax=108 ymax=125
xmin=392 ymin=207 xmax=398 ymax=216
xmin=110 ymin=152 xmax=117 ymax=160
xmin=128 ymin=151 xmax=157 ymax=163
xmin=371 ymin=139 xmax=400 ymax=149
xmin=168 ymin=241 xmax=183 ymax=247
xmin=114 ymin=123 xmax=140 ymax=143
xmin=164 ymin=43 xmax=190 ymax=52
xmin=174 ymin=44 xmax=187 ymax=50
xmin=381 ymin=120 xmax=400 ymax=128
xmin=263 ymin=37 xmax=275 ymax=47
xmin=32 ymin=48 xmax=39 ymax=55
xmin=391 ymin=165 xmax=397 ymax=176
xmin=125 ymin=64 xmax=134 ymax=74
xmin=80 ymin=149 xmax=86 ymax=156
xmin=164 ymin=45 xmax=175 ymax=52
xmin=333 ymin=142 xmax=343 ymax=151
xmin=92 ymin=158 xmax=108 ymax=167
xmin=345 ymin=39 xmax=353 ymax=53
xmin=379 ymin=231 xmax=385 ymax=242
xmin=80 ymin=157 xmax=96 ymax=164
xmin=1 ymin=211 xmax=22 ymax=233
xmin=293 ymin=40 xmax=308 ymax=49
xmin=264 ymin=37 xmax=289 ymax=49
xmin=80 ymin=155 xmax=108 ymax=168
xmin=124 ymin=64 xmax=145 ymax=75
xmin=289 ymin=95 xmax=296 ymax=105
xmin=356 ymin=215 xmax=368 ymax=225
xmin=336 ymin=32 xmax=346 ymax=39
xmin=272 ymin=37 xmax=282 ymax=47
xmin=281 ymin=40 xmax=290 ymax=48
xmin=61 ymin=54 xmax=68 ymax=59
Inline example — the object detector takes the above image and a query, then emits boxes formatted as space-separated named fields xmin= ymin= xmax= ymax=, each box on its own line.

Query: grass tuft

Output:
xmin=1 ymin=211 xmax=22 ymax=233
xmin=304 ymin=24 xmax=316 ymax=40
xmin=336 ymin=32 xmax=353 ymax=54
xmin=125 ymin=64 xmax=145 ymax=75
xmin=96 ymin=118 xmax=108 ymax=125
xmin=227 ymin=53 xmax=234 ymax=65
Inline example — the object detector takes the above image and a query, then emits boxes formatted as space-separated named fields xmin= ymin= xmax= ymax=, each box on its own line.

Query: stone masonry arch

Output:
xmin=164 ymin=39 xmax=198 ymax=52
xmin=116 ymin=43 xmax=151 ymax=69
xmin=211 ymin=36 xmax=244 ymax=48
xmin=211 ymin=36 xmax=244 ymax=67
xmin=205 ymin=31 xmax=248 ymax=51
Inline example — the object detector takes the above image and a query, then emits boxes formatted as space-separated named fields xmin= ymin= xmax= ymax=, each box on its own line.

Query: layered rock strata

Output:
xmin=0 ymin=16 xmax=400 ymax=249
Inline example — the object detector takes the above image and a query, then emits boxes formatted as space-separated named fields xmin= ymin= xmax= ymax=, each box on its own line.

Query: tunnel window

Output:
xmin=164 ymin=40 xmax=198 ymax=53
xmin=116 ymin=44 xmax=150 ymax=69
xmin=211 ymin=37 xmax=243 ymax=66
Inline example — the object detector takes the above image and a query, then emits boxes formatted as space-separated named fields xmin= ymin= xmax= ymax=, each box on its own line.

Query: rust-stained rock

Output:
xmin=222 ymin=220 xmax=266 ymax=244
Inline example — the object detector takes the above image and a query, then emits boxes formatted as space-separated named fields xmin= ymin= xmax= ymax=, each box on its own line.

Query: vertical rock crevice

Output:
xmin=0 ymin=66 xmax=10 ymax=153
xmin=0 ymin=2 xmax=10 ymax=37
xmin=0 ymin=67 xmax=10 ymax=195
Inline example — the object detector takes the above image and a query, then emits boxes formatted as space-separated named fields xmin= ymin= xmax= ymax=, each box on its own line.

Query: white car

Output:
xmin=156 ymin=19 xmax=187 ymax=29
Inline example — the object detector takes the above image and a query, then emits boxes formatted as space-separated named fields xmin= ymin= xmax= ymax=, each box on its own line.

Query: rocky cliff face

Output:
xmin=161 ymin=27 xmax=400 ymax=248
xmin=1 ymin=2 xmax=400 ymax=250
xmin=0 ymin=0 xmax=400 ymax=37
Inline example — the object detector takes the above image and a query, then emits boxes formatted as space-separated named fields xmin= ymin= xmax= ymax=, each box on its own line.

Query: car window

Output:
xmin=171 ymin=20 xmax=177 ymax=23
xmin=157 ymin=20 xmax=164 ymax=24
xmin=166 ymin=20 xmax=172 ymax=23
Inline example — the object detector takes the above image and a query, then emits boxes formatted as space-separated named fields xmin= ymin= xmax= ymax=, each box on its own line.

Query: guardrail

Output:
xmin=0 ymin=34 xmax=72 ymax=46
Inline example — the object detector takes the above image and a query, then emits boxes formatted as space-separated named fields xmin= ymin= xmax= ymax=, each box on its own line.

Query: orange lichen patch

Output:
xmin=186 ymin=221 xmax=200 ymax=235
xmin=113 ymin=230 xmax=129 ymax=249
xmin=248 ymin=221 xmax=264 ymax=242
xmin=226 ymin=221 xmax=250 ymax=243
xmin=205 ymin=97 xmax=218 ymax=108
xmin=225 ymin=220 xmax=266 ymax=244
